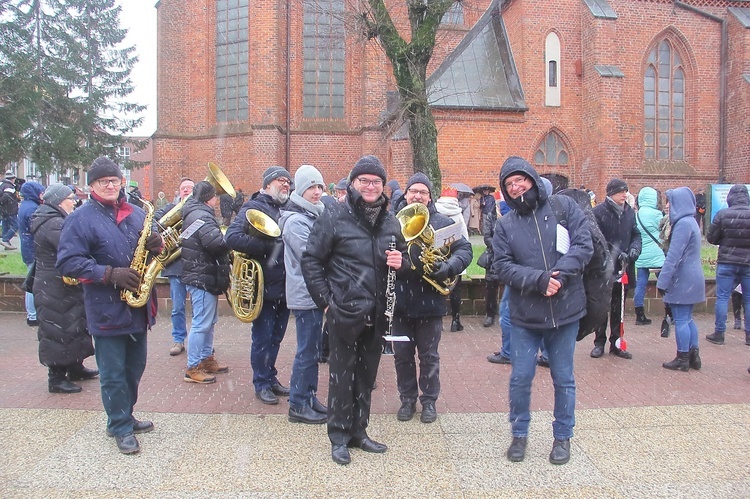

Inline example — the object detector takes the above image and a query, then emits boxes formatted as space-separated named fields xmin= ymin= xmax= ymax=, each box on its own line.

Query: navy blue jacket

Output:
xmin=56 ymin=193 xmax=157 ymax=337
xmin=18 ymin=182 xmax=45 ymax=265
xmin=225 ymin=191 xmax=287 ymax=301
xmin=706 ymin=184 xmax=750 ymax=266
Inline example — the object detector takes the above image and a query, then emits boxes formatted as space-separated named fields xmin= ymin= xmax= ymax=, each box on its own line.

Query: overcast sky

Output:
xmin=119 ymin=0 xmax=157 ymax=137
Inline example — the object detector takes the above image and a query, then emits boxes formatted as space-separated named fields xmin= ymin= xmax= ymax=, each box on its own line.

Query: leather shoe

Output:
xmin=115 ymin=433 xmax=140 ymax=454
xmin=397 ymin=402 xmax=416 ymax=421
xmin=609 ymin=346 xmax=633 ymax=359
xmin=271 ymin=382 xmax=290 ymax=396
xmin=590 ymin=345 xmax=604 ymax=358
xmin=311 ymin=397 xmax=328 ymax=414
xmin=506 ymin=436 xmax=527 ymax=462
xmin=420 ymin=402 xmax=437 ymax=423
xmin=256 ymin=388 xmax=279 ymax=405
xmin=483 ymin=315 xmax=495 ymax=327
xmin=107 ymin=419 xmax=154 ymax=437
xmin=349 ymin=437 xmax=387 ymax=453
xmin=288 ymin=405 xmax=326 ymax=424
xmin=331 ymin=444 xmax=351 ymax=465
xmin=487 ymin=352 xmax=511 ymax=364
xmin=67 ymin=364 xmax=99 ymax=381
xmin=549 ymin=438 xmax=570 ymax=465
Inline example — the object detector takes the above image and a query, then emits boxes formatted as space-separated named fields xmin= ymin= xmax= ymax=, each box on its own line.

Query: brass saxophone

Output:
xmin=122 ymin=199 xmax=156 ymax=307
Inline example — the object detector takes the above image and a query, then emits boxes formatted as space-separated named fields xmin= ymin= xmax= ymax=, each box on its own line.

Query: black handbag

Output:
xmin=477 ymin=250 xmax=490 ymax=269
xmin=23 ymin=260 xmax=36 ymax=293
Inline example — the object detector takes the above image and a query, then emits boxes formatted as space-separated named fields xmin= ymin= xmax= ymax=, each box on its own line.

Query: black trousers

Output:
xmin=486 ymin=280 xmax=500 ymax=317
xmin=327 ymin=324 xmax=381 ymax=446
xmin=393 ymin=316 xmax=442 ymax=405
xmin=594 ymin=281 xmax=630 ymax=347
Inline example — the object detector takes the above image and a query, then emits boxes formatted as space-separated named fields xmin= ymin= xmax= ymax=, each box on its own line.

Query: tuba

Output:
xmin=396 ymin=202 xmax=457 ymax=296
xmin=122 ymin=162 xmax=236 ymax=308
xmin=229 ymin=209 xmax=280 ymax=323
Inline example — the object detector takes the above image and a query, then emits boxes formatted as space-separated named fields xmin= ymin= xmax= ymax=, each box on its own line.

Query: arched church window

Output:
xmin=534 ymin=130 xmax=569 ymax=167
xmin=644 ymin=40 xmax=685 ymax=160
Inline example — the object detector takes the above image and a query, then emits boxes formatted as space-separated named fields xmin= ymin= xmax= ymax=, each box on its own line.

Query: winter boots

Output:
xmin=689 ymin=348 xmax=701 ymax=370
xmin=483 ymin=315 xmax=495 ymax=327
xmin=635 ymin=307 xmax=652 ymax=325
xmin=450 ymin=314 xmax=464 ymax=332
xmin=662 ymin=351 xmax=690 ymax=372
xmin=48 ymin=367 xmax=82 ymax=393
xmin=705 ymin=332 xmax=725 ymax=345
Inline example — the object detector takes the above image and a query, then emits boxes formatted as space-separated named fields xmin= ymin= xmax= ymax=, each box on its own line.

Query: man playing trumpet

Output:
xmin=392 ymin=173 xmax=472 ymax=424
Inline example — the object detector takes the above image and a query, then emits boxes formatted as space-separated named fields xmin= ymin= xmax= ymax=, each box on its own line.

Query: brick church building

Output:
xmin=152 ymin=0 xmax=749 ymax=199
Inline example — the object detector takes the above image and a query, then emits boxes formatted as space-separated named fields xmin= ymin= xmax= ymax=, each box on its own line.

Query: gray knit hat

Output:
xmin=294 ymin=165 xmax=324 ymax=193
xmin=43 ymin=183 xmax=74 ymax=207
xmin=262 ymin=166 xmax=291 ymax=188
xmin=193 ymin=181 xmax=216 ymax=203
xmin=405 ymin=172 xmax=433 ymax=199
xmin=87 ymin=157 xmax=122 ymax=185
xmin=349 ymin=155 xmax=387 ymax=183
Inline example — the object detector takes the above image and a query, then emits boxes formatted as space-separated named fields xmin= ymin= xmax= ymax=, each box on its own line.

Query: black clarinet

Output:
xmin=383 ymin=236 xmax=397 ymax=355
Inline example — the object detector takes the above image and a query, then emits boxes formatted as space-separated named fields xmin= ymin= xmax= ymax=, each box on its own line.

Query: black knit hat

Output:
xmin=405 ymin=172 xmax=433 ymax=199
xmin=606 ymin=178 xmax=628 ymax=197
xmin=193 ymin=181 xmax=216 ymax=203
xmin=262 ymin=166 xmax=291 ymax=188
xmin=349 ymin=155 xmax=387 ymax=183
xmin=87 ymin=157 xmax=122 ymax=185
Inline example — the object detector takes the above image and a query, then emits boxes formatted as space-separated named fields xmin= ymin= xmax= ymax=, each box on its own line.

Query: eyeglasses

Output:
xmin=65 ymin=195 xmax=76 ymax=201
xmin=95 ymin=178 xmax=122 ymax=187
xmin=407 ymin=188 xmax=430 ymax=197
xmin=356 ymin=177 xmax=383 ymax=187
xmin=275 ymin=178 xmax=291 ymax=186
xmin=504 ymin=177 xmax=528 ymax=190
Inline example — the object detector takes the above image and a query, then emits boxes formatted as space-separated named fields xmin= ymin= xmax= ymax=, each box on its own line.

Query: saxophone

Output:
xmin=122 ymin=199 xmax=156 ymax=307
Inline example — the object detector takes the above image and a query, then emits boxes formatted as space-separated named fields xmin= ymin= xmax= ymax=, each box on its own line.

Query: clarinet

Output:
xmin=383 ymin=235 xmax=397 ymax=355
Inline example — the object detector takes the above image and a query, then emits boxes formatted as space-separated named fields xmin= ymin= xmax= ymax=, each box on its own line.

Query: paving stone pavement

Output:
xmin=1 ymin=311 xmax=749 ymax=497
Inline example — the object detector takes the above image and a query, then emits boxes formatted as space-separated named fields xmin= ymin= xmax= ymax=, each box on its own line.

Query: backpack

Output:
xmin=549 ymin=191 xmax=614 ymax=341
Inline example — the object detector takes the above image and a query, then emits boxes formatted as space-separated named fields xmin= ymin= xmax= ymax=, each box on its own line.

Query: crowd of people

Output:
xmin=2 ymin=155 xmax=748 ymax=464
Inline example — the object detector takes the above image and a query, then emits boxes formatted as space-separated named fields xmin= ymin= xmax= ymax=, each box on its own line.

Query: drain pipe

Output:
xmin=674 ymin=1 xmax=727 ymax=182
xmin=285 ymin=1 xmax=291 ymax=170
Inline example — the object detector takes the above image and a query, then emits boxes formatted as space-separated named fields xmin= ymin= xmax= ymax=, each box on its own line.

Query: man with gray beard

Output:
xmin=225 ymin=166 xmax=292 ymax=405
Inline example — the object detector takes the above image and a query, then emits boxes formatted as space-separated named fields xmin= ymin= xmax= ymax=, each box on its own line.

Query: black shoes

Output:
xmin=107 ymin=419 xmax=154 ymax=437
xmin=48 ymin=379 xmax=82 ymax=394
xmin=288 ymin=405 xmax=326 ymax=424
xmin=450 ymin=314 xmax=464 ymax=332
xmin=331 ymin=444 xmax=351 ymax=465
xmin=634 ymin=307 xmax=652 ymax=325
xmin=487 ymin=352 xmax=511 ymax=364
xmin=705 ymin=332 xmax=725 ymax=345
xmin=537 ymin=357 xmax=550 ymax=368
xmin=663 ymin=351 xmax=690 ymax=371
xmin=420 ymin=402 xmax=437 ymax=423
xmin=115 ymin=433 xmax=140 ymax=454
xmin=483 ymin=315 xmax=495 ymax=327
xmin=256 ymin=388 xmax=279 ymax=405
xmin=549 ymin=438 xmax=571 ymax=465
xmin=689 ymin=348 xmax=702 ymax=370
xmin=590 ymin=345 xmax=604 ymax=358
xmin=610 ymin=346 xmax=633 ymax=359
xmin=397 ymin=402 xmax=416 ymax=421
xmin=67 ymin=364 xmax=99 ymax=381
xmin=271 ymin=382 xmax=290 ymax=396
xmin=26 ymin=318 xmax=39 ymax=327
xmin=506 ymin=436 xmax=527 ymax=462
xmin=349 ymin=437 xmax=387 ymax=453
xmin=311 ymin=397 xmax=328 ymax=414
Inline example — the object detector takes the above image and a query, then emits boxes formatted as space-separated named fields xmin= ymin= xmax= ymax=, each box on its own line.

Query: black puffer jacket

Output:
xmin=30 ymin=204 xmax=92 ymax=367
xmin=225 ymin=191 xmax=287 ymax=300
xmin=707 ymin=184 xmax=750 ymax=265
xmin=593 ymin=197 xmax=641 ymax=283
xmin=180 ymin=199 xmax=230 ymax=295
xmin=491 ymin=157 xmax=593 ymax=330
xmin=482 ymin=204 xmax=499 ymax=281
xmin=393 ymin=200 xmax=473 ymax=317
xmin=301 ymin=186 xmax=406 ymax=344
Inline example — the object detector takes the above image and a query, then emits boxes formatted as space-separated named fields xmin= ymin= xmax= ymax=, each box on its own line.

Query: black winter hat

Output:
xmin=262 ymin=166 xmax=291 ymax=188
xmin=349 ymin=155 xmax=387 ymax=183
xmin=606 ymin=178 xmax=628 ymax=197
xmin=405 ymin=172 xmax=433 ymax=199
xmin=193 ymin=181 xmax=216 ymax=203
xmin=87 ymin=157 xmax=122 ymax=185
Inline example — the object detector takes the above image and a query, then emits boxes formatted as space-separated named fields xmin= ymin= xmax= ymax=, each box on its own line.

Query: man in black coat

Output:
xmin=301 ymin=155 xmax=405 ymax=465
xmin=392 ymin=173 xmax=472 ymax=424
xmin=590 ymin=178 xmax=642 ymax=359
xmin=0 ymin=171 xmax=19 ymax=250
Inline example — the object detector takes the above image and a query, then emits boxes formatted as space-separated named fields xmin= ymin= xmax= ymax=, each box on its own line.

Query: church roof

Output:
xmin=427 ymin=0 xmax=526 ymax=111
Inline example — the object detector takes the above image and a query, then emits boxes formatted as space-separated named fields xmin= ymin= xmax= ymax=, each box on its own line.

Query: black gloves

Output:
xmin=430 ymin=261 xmax=454 ymax=283
xmin=105 ymin=266 xmax=141 ymax=292
xmin=657 ymin=288 xmax=667 ymax=297
xmin=628 ymin=247 xmax=640 ymax=262
xmin=145 ymin=232 xmax=162 ymax=253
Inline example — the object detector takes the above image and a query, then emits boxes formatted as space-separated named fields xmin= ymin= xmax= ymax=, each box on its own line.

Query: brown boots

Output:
xmin=184 ymin=355 xmax=229 ymax=384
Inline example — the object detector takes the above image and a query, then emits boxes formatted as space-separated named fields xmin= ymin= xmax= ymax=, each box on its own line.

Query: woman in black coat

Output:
xmin=30 ymin=184 xmax=96 ymax=393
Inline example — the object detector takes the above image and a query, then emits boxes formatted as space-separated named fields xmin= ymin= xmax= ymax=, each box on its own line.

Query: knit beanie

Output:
xmin=405 ymin=172 xmax=433 ymax=199
xmin=262 ymin=166 xmax=291 ymax=188
xmin=606 ymin=178 xmax=628 ymax=197
xmin=193 ymin=181 xmax=216 ymax=203
xmin=335 ymin=177 xmax=348 ymax=190
xmin=87 ymin=157 xmax=122 ymax=185
xmin=349 ymin=155 xmax=387 ymax=183
xmin=294 ymin=164 xmax=325 ymax=194
xmin=43 ymin=183 xmax=74 ymax=207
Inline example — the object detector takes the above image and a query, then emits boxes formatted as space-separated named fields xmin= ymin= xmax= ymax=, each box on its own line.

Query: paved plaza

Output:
xmin=1 ymin=310 xmax=749 ymax=497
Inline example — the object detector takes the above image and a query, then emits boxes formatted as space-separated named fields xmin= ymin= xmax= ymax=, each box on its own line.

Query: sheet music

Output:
xmin=180 ymin=219 xmax=205 ymax=240
xmin=433 ymin=223 xmax=463 ymax=249
xmin=556 ymin=224 xmax=570 ymax=255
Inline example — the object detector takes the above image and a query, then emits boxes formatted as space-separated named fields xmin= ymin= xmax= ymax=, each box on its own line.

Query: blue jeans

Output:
xmin=2 ymin=214 xmax=18 ymax=242
xmin=670 ymin=303 xmax=698 ymax=352
xmin=93 ymin=332 xmax=148 ymax=437
xmin=251 ymin=299 xmax=290 ymax=392
xmin=634 ymin=267 xmax=654 ymax=308
xmin=25 ymin=263 xmax=36 ymax=320
xmin=499 ymin=288 xmax=511 ymax=358
xmin=186 ymin=286 xmax=218 ymax=369
xmin=714 ymin=263 xmax=750 ymax=335
xmin=508 ymin=320 xmax=578 ymax=440
xmin=169 ymin=276 xmax=188 ymax=343
xmin=289 ymin=308 xmax=324 ymax=410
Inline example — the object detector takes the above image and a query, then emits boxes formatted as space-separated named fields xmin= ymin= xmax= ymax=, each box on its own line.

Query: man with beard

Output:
xmin=301 ymin=155 xmax=405 ymax=465
xmin=225 ymin=166 xmax=292 ymax=405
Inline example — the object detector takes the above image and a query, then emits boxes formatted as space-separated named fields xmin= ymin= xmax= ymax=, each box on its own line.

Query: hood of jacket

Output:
xmin=434 ymin=196 xmax=462 ymax=217
xmin=667 ymin=187 xmax=696 ymax=225
xmin=727 ymin=184 xmax=749 ymax=208
xmin=499 ymin=156 xmax=546 ymax=214
xmin=637 ymin=187 xmax=659 ymax=211
xmin=21 ymin=181 xmax=44 ymax=202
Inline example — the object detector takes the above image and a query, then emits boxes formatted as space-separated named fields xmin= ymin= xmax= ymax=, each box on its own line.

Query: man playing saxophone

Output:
xmin=225 ymin=166 xmax=292 ymax=405
xmin=57 ymin=157 xmax=162 ymax=455
xmin=392 ymin=173 xmax=473 ymax=424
